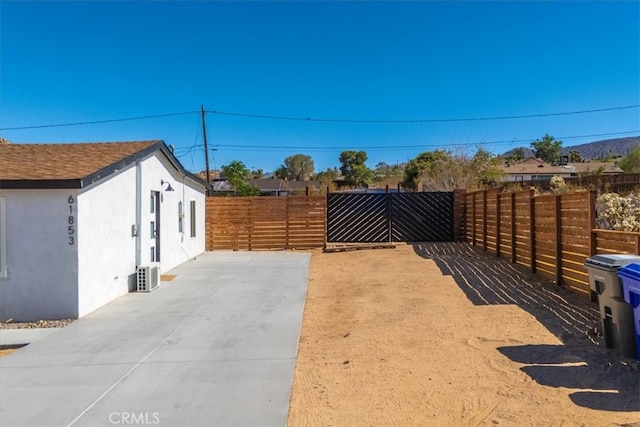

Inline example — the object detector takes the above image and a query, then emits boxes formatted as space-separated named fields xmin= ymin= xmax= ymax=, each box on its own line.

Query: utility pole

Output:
xmin=201 ymin=105 xmax=211 ymax=184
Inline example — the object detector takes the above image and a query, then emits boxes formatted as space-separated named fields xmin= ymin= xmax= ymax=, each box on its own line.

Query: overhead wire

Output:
xmin=208 ymin=104 xmax=640 ymax=123
xmin=1 ymin=104 xmax=638 ymax=130
xmin=213 ymin=130 xmax=640 ymax=152
xmin=0 ymin=111 xmax=198 ymax=130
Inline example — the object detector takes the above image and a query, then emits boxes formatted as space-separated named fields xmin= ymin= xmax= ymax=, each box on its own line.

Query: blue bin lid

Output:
xmin=618 ymin=262 xmax=640 ymax=281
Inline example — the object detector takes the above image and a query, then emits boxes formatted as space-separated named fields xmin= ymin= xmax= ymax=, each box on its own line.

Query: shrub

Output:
xmin=596 ymin=192 xmax=640 ymax=232
xmin=550 ymin=175 xmax=568 ymax=194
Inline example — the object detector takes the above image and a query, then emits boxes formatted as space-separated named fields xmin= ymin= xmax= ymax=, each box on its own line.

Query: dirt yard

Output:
xmin=287 ymin=243 xmax=640 ymax=426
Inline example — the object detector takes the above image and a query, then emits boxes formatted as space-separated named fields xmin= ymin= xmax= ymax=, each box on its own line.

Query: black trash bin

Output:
xmin=584 ymin=254 xmax=640 ymax=359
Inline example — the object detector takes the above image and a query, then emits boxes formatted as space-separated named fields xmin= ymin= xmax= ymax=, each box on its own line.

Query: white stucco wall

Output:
xmin=77 ymin=166 xmax=138 ymax=318
xmin=138 ymin=153 xmax=206 ymax=273
xmin=0 ymin=149 xmax=206 ymax=322
xmin=0 ymin=190 xmax=79 ymax=321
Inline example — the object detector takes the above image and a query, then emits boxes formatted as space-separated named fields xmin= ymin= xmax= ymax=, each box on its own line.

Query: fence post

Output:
xmin=482 ymin=190 xmax=488 ymax=251
xmin=511 ymin=192 xmax=516 ymax=264
xmin=324 ymin=191 xmax=329 ymax=247
xmin=555 ymin=194 xmax=562 ymax=285
xmin=472 ymin=192 xmax=477 ymax=247
xmin=635 ymin=234 xmax=640 ymax=255
xmin=496 ymin=191 xmax=501 ymax=257
xmin=248 ymin=199 xmax=253 ymax=251
xmin=589 ymin=191 xmax=597 ymax=256
xmin=529 ymin=189 xmax=536 ymax=273
xmin=285 ymin=195 xmax=290 ymax=250
xmin=453 ymin=189 xmax=466 ymax=242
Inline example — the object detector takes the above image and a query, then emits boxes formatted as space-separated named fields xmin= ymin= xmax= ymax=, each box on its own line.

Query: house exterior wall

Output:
xmin=138 ymin=154 xmax=206 ymax=273
xmin=76 ymin=152 xmax=206 ymax=318
xmin=77 ymin=167 xmax=138 ymax=318
xmin=0 ymin=189 xmax=79 ymax=321
xmin=0 ymin=151 xmax=206 ymax=322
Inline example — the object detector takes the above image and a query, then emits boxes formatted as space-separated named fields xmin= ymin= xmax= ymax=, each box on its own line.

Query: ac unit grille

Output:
xmin=137 ymin=265 xmax=159 ymax=292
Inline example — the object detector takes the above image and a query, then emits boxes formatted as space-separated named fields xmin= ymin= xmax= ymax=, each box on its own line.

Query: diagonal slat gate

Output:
xmin=327 ymin=193 xmax=389 ymax=242
xmin=327 ymin=192 xmax=455 ymax=243
xmin=391 ymin=192 xmax=454 ymax=242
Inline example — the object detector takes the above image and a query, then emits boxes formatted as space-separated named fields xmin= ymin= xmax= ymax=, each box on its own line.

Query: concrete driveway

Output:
xmin=0 ymin=251 xmax=311 ymax=427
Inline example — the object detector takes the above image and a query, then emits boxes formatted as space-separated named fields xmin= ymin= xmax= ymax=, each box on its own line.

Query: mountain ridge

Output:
xmin=501 ymin=136 xmax=639 ymax=160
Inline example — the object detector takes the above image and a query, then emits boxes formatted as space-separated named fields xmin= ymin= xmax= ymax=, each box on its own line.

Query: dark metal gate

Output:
xmin=327 ymin=192 xmax=454 ymax=243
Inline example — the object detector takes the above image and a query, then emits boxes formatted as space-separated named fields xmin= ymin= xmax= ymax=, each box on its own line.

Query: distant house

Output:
xmin=0 ymin=140 xmax=209 ymax=321
xmin=248 ymin=179 xmax=322 ymax=195
xmin=208 ymin=179 xmax=321 ymax=196
xmin=501 ymin=157 xmax=623 ymax=182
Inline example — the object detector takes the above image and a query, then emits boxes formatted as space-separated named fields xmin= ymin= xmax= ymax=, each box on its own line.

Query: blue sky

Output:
xmin=1 ymin=1 xmax=638 ymax=174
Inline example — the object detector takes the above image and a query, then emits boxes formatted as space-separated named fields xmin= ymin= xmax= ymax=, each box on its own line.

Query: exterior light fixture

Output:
xmin=161 ymin=180 xmax=175 ymax=192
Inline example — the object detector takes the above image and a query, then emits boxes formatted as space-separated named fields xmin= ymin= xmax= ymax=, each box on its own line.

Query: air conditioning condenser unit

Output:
xmin=137 ymin=265 xmax=159 ymax=292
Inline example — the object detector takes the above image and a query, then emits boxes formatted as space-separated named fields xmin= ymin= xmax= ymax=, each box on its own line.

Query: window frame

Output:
xmin=190 ymin=200 xmax=196 ymax=238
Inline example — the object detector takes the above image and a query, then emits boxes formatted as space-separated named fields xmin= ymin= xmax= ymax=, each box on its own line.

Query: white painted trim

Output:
xmin=0 ymin=197 xmax=6 ymax=278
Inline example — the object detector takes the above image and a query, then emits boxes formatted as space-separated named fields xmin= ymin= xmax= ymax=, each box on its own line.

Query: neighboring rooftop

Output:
xmin=502 ymin=156 xmax=623 ymax=176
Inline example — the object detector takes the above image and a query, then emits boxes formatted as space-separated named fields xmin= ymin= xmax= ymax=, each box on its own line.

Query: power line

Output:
xmin=213 ymin=130 xmax=640 ymax=152
xmin=1 ymin=104 xmax=638 ymax=130
xmin=208 ymin=104 xmax=640 ymax=123
xmin=0 ymin=111 xmax=198 ymax=130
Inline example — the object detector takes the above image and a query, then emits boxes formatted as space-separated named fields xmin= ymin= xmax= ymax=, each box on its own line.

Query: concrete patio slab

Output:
xmin=0 ymin=251 xmax=311 ymax=427
xmin=0 ymin=328 xmax=60 ymax=346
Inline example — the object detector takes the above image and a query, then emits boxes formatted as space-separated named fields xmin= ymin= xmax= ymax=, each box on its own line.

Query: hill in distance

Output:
xmin=501 ymin=136 xmax=639 ymax=160
xmin=561 ymin=136 xmax=639 ymax=159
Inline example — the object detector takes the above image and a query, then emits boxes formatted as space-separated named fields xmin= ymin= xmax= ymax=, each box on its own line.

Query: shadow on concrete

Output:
xmin=412 ymin=242 xmax=640 ymax=412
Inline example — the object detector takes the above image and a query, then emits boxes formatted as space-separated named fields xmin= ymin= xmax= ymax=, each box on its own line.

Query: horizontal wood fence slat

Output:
xmin=466 ymin=189 xmax=640 ymax=299
xmin=206 ymin=196 xmax=326 ymax=250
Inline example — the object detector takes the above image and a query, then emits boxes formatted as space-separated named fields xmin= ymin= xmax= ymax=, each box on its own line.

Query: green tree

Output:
xmin=531 ymin=134 xmax=563 ymax=163
xmin=275 ymin=154 xmax=315 ymax=181
xmin=568 ymin=149 xmax=584 ymax=163
xmin=373 ymin=162 xmax=404 ymax=186
xmin=221 ymin=160 xmax=260 ymax=196
xmin=315 ymin=167 xmax=340 ymax=192
xmin=250 ymin=168 xmax=264 ymax=179
xmin=503 ymin=147 xmax=525 ymax=165
xmin=619 ymin=146 xmax=640 ymax=172
xmin=471 ymin=148 xmax=504 ymax=187
xmin=339 ymin=150 xmax=372 ymax=187
xmin=401 ymin=150 xmax=451 ymax=190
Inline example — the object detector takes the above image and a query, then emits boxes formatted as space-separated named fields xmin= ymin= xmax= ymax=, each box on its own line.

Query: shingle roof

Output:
xmin=0 ymin=140 xmax=160 ymax=180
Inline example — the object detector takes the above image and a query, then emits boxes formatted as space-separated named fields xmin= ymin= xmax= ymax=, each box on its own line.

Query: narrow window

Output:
xmin=190 ymin=200 xmax=196 ymax=238
xmin=150 ymin=193 xmax=155 ymax=213
xmin=178 ymin=201 xmax=183 ymax=233
xmin=0 ymin=198 xmax=6 ymax=278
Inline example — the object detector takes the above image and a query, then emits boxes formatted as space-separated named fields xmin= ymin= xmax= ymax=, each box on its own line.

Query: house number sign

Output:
xmin=68 ymin=196 xmax=75 ymax=245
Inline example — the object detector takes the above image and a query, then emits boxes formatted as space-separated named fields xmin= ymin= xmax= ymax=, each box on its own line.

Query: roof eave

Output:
xmin=0 ymin=179 xmax=82 ymax=190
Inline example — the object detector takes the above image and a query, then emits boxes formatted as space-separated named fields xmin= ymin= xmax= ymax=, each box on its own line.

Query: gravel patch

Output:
xmin=0 ymin=319 xmax=74 ymax=329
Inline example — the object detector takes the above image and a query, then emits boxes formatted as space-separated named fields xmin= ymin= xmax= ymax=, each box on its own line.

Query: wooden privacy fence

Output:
xmin=205 ymin=196 xmax=326 ymax=250
xmin=466 ymin=189 xmax=640 ymax=298
xmin=564 ymin=173 xmax=640 ymax=193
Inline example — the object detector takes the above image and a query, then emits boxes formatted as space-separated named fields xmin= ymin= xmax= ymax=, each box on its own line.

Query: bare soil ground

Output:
xmin=287 ymin=243 xmax=640 ymax=426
